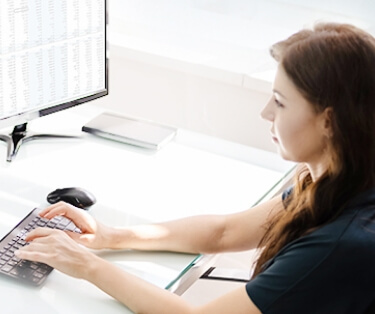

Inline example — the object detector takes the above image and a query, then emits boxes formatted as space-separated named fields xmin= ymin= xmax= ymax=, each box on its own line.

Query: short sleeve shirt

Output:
xmin=245 ymin=188 xmax=375 ymax=313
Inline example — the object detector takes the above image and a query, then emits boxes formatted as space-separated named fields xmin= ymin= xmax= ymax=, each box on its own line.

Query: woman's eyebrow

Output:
xmin=273 ymin=89 xmax=287 ymax=99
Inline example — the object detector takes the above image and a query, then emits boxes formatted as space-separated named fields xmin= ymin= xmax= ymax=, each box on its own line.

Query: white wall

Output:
xmin=93 ymin=45 xmax=275 ymax=152
xmin=94 ymin=0 xmax=375 ymax=153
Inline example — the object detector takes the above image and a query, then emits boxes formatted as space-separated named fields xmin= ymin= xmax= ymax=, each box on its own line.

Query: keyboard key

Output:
xmin=33 ymin=272 xmax=44 ymax=279
xmin=1 ymin=255 xmax=10 ymax=262
xmin=20 ymin=267 xmax=36 ymax=279
xmin=2 ymin=264 xmax=13 ymax=272
xmin=10 ymin=268 xmax=21 ymax=276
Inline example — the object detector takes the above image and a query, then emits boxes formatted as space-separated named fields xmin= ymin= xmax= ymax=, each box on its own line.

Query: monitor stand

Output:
xmin=0 ymin=123 xmax=80 ymax=162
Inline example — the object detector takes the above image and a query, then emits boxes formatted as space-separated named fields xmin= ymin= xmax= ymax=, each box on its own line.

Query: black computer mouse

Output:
xmin=47 ymin=187 xmax=96 ymax=210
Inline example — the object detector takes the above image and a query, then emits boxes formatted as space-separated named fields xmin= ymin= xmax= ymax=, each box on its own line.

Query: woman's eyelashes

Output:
xmin=274 ymin=98 xmax=284 ymax=108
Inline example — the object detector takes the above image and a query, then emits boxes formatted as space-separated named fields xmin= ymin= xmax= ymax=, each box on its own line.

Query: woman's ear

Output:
xmin=321 ymin=107 xmax=334 ymax=138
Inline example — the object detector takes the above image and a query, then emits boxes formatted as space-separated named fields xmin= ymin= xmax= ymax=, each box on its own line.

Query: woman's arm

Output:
xmin=15 ymin=196 xmax=282 ymax=312
xmin=86 ymin=255 xmax=261 ymax=314
xmin=40 ymin=195 xmax=282 ymax=254
xmin=113 ymin=194 xmax=283 ymax=254
xmin=16 ymin=229 xmax=260 ymax=314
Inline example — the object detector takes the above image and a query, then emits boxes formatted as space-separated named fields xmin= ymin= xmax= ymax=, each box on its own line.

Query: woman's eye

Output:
xmin=274 ymin=98 xmax=284 ymax=108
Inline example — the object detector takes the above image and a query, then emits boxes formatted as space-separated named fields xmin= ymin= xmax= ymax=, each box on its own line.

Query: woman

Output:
xmin=16 ymin=22 xmax=375 ymax=313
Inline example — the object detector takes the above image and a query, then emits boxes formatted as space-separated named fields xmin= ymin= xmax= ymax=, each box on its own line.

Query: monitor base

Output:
xmin=0 ymin=123 xmax=81 ymax=162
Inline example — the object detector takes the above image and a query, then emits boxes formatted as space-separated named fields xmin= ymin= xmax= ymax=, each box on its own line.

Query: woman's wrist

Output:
xmin=80 ymin=252 xmax=106 ymax=281
xmin=102 ymin=226 xmax=131 ymax=250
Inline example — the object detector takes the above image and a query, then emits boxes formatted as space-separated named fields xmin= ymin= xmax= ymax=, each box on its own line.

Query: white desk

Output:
xmin=0 ymin=104 xmax=293 ymax=313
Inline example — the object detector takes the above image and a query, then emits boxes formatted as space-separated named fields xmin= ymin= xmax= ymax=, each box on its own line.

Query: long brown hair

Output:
xmin=253 ymin=23 xmax=375 ymax=277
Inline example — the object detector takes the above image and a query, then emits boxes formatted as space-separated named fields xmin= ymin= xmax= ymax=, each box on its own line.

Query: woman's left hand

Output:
xmin=15 ymin=227 xmax=98 ymax=279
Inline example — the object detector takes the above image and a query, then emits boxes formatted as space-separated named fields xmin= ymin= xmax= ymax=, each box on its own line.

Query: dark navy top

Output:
xmin=246 ymin=188 xmax=375 ymax=313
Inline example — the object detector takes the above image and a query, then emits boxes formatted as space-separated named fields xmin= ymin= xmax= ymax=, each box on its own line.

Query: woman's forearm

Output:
xmin=107 ymin=215 xmax=227 ymax=254
xmin=84 ymin=255 xmax=194 ymax=314
xmin=105 ymin=195 xmax=282 ymax=254
xmin=84 ymin=254 xmax=260 ymax=314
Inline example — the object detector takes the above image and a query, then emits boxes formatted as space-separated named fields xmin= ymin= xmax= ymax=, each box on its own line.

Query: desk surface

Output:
xmin=0 ymin=104 xmax=293 ymax=313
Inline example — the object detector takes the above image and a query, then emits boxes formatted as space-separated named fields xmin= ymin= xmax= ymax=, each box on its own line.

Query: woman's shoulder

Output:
xmin=276 ymin=200 xmax=375 ymax=269
xmin=341 ymin=187 xmax=375 ymax=245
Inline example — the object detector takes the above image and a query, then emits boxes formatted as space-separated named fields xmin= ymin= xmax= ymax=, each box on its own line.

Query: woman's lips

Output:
xmin=271 ymin=133 xmax=278 ymax=143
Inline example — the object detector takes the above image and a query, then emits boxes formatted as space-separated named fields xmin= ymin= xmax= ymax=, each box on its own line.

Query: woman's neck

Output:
xmin=306 ymin=162 xmax=328 ymax=182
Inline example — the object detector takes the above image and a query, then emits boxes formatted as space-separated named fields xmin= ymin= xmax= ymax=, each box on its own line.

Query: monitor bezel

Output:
xmin=0 ymin=0 xmax=109 ymax=131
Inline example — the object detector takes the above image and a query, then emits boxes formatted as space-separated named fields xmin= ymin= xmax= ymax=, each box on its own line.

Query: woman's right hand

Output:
xmin=39 ymin=201 xmax=114 ymax=250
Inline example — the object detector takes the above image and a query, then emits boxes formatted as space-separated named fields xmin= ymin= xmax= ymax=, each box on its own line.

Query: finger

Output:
xmin=25 ymin=227 xmax=58 ymax=241
xmin=39 ymin=201 xmax=78 ymax=219
xmin=26 ymin=227 xmax=91 ymax=248
xmin=40 ymin=203 xmax=94 ymax=233
xmin=15 ymin=248 xmax=50 ymax=263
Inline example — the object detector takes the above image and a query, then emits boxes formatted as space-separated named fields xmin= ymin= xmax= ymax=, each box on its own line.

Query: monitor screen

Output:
xmin=0 ymin=0 xmax=108 ymax=161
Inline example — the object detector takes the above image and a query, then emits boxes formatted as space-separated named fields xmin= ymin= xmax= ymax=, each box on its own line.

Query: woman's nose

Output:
xmin=260 ymin=97 xmax=275 ymax=122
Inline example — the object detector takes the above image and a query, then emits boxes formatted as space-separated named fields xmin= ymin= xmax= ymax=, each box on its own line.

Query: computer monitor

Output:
xmin=0 ymin=0 xmax=108 ymax=162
